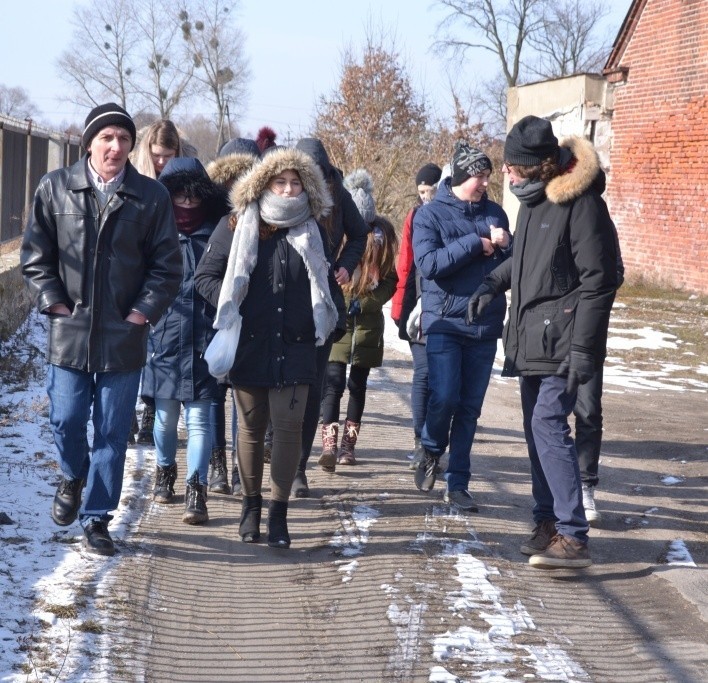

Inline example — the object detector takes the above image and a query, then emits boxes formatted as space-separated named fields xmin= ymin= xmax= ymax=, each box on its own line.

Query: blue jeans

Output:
xmin=520 ymin=374 xmax=588 ymax=543
xmin=47 ymin=365 xmax=141 ymax=525
xmin=154 ymin=398 xmax=212 ymax=485
xmin=409 ymin=341 xmax=429 ymax=439
xmin=421 ymin=333 xmax=497 ymax=492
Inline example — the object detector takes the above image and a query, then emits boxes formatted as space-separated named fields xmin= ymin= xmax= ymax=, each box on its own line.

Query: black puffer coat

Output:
xmin=141 ymin=158 xmax=229 ymax=401
xmin=484 ymin=137 xmax=618 ymax=376
xmin=20 ymin=157 xmax=182 ymax=372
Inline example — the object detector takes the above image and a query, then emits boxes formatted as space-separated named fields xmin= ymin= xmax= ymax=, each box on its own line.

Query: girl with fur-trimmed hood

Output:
xmin=199 ymin=148 xmax=338 ymax=549
xmin=141 ymin=157 xmax=229 ymax=526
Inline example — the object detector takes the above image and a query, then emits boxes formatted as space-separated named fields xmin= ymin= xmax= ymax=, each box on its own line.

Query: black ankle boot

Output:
xmin=182 ymin=471 xmax=208 ymax=525
xmin=153 ymin=463 xmax=177 ymax=503
xmin=239 ymin=494 xmax=262 ymax=543
xmin=267 ymin=500 xmax=290 ymax=548
xmin=137 ymin=403 xmax=155 ymax=445
xmin=208 ymin=447 xmax=231 ymax=494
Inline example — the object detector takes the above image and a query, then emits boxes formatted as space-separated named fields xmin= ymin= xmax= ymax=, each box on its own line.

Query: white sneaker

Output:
xmin=582 ymin=484 xmax=601 ymax=526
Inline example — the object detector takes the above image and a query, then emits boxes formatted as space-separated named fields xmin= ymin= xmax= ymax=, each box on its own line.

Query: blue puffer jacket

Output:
xmin=141 ymin=157 xmax=228 ymax=402
xmin=412 ymin=178 xmax=511 ymax=339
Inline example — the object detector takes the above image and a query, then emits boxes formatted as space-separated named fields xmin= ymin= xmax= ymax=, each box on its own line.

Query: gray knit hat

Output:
xmin=344 ymin=169 xmax=376 ymax=224
xmin=504 ymin=116 xmax=559 ymax=166
xmin=450 ymin=141 xmax=492 ymax=186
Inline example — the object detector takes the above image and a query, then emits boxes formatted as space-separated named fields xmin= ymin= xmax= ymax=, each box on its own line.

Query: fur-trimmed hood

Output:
xmin=546 ymin=137 xmax=602 ymax=204
xmin=206 ymin=152 xmax=258 ymax=189
xmin=229 ymin=147 xmax=333 ymax=220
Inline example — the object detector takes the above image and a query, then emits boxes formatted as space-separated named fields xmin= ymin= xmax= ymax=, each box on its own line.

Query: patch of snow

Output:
xmin=660 ymin=476 xmax=684 ymax=485
xmin=666 ymin=539 xmax=696 ymax=567
xmin=606 ymin=326 xmax=678 ymax=350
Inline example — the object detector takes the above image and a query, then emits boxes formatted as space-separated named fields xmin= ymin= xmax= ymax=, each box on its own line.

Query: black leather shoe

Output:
xmin=83 ymin=520 xmax=115 ymax=556
xmin=51 ymin=478 xmax=84 ymax=526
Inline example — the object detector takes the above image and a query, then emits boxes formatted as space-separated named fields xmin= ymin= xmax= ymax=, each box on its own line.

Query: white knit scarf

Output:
xmin=213 ymin=193 xmax=338 ymax=350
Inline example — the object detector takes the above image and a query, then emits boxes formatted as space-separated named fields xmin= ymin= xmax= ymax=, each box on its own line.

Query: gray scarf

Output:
xmin=509 ymin=178 xmax=547 ymax=205
xmin=258 ymin=189 xmax=312 ymax=227
xmin=213 ymin=196 xmax=338 ymax=353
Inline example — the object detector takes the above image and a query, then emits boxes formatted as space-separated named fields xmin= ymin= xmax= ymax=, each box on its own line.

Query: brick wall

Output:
xmin=607 ymin=0 xmax=707 ymax=293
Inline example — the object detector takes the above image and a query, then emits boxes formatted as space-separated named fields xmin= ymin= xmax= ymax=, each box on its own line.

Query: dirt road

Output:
xmin=96 ymin=344 xmax=707 ymax=683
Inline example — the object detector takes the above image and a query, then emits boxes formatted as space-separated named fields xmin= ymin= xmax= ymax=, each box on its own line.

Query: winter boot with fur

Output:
xmin=153 ymin=463 xmax=178 ymax=504
xmin=267 ymin=499 xmax=290 ymax=548
xmin=182 ymin=471 xmax=209 ymax=525
xmin=239 ymin=493 xmax=262 ymax=543
xmin=338 ymin=420 xmax=361 ymax=465
xmin=208 ymin=447 xmax=231 ymax=495
xmin=318 ymin=423 xmax=339 ymax=472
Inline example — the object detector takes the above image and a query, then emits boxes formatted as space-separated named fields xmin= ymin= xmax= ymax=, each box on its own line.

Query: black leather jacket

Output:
xmin=21 ymin=157 xmax=182 ymax=372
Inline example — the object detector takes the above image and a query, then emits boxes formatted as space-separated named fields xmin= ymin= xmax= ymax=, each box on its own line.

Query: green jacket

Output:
xmin=329 ymin=270 xmax=397 ymax=368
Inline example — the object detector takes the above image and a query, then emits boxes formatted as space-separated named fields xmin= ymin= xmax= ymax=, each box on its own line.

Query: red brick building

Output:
xmin=604 ymin=0 xmax=707 ymax=293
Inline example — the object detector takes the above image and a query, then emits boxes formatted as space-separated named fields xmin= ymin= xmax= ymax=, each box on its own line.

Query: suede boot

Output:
xmin=267 ymin=500 xmax=290 ymax=548
xmin=338 ymin=420 xmax=360 ymax=465
xmin=239 ymin=494 xmax=263 ymax=543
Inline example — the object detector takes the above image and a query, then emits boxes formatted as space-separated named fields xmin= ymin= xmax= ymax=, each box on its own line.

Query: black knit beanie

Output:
xmin=415 ymin=163 xmax=442 ymax=187
xmin=82 ymin=102 xmax=136 ymax=150
xmin=504 ymin=115 xmax=559 ymax=166
xmin=450 ymin=142 xmax=492 ymax=187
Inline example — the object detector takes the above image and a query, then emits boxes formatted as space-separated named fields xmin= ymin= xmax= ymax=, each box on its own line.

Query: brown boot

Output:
xmin=338 ymin=420 xmax=360 ymax=465
xmin=318 ymin=423 xmax=339 ymax=472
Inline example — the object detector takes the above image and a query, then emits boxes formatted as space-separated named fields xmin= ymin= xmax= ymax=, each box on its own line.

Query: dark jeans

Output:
xmin=409 ymin=341 xmax=429 ymax=439
xmin=520 ymin=374 xmax=588 ymax=543
xmin=421 ymin=333 xmax=497 ymax=492
xmin=321 ymin=362 xmax=371 ymax=424
xmin=210 ymin=383 xmax=229 ymax=451
xmin=299 ymin=337 xmax=334 ymax=471
xmin=574 ymin=367 xmax=603 ymax=487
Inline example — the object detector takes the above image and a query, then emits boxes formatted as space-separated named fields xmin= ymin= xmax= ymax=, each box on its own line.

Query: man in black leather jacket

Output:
xmin=21 ymin=103 xmax=182 ymax=556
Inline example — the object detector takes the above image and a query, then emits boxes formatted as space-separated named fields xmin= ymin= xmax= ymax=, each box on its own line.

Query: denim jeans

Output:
xmin=154 ymin=398 xmax=212 ymax=485
xmin=421 ymin=333 xmax=497 ymax=492
xmin=520 ymin=374 xmax=588 ymax=543
xmin=47 ymin=365 xmax=141 ymax=525
xmin=574 ymin=367 xmax=604 ymax=487
xmin=211 ymin=383 xmax=229 ymax=451
xmin=409 ymin=341 xmax=429 ymax=439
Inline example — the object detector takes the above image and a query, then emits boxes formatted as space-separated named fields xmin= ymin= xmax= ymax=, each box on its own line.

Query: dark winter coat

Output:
xmin=194 ymin=148 xmax=337 ymax=388
xmin=294 ymin=138 xmax=371 ymax=276
xmin=20 ymin=157 xmax=182 ymax=372
xmin=141 ymin=157 xmax=229 ymax=401
xmin=329 ymin=217 xmax=399 ymax=368
xmin=484 ymin=137 xmax=618 ymax=376
xmin=412 ymin=178 xmax=511 ymax=340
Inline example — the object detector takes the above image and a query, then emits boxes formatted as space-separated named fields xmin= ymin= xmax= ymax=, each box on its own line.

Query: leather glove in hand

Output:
xmin=557 ymin=349 xmax=595 ymax=395
xmin=465 ymin=282 xmax=497 ymax=325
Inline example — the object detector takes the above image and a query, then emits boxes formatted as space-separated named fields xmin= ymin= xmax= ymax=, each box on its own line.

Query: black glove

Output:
xmin=465 ymin=282 xmax=497 ymax=325
xmin=347 ymin=298 xmax=361 ymax=316
xmin=557 ymin=349 xmax=595 ymax=395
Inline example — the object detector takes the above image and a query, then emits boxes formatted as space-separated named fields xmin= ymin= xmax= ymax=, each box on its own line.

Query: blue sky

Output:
xmin=0 ymin=0 xmax=631 ymax=137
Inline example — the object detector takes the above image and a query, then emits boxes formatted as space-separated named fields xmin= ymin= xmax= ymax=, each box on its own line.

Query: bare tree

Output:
xmin=314 ymin=32 xmax=429 ymax=223
xmin=179 ymin=0 xmax=249 ymax=153
xmin=0 ymin=85 xmax=39 ymax=119
xmin=433 ymin=0 xmax=548 ymax=88
xmin=133 ymin=0 xmax=195 ymax=118
xmin=57 ymin=0 xmax=141 ymax=109
xmin=527 ymin=0 xmax=611 ymax=78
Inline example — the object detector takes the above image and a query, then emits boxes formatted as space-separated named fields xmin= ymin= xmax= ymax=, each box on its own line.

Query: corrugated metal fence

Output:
xmin=0 ymin=114 xmax=81 ymax=244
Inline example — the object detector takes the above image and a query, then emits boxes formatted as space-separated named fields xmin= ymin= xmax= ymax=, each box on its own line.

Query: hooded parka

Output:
xmin=20 ymin=157 xmax=182 ymax=372
xmin=140 ymin=157 xmax=229 ymax=401
xmin=484 ymin=137 xmax=618 ymax=376
xmin=197 ymin=148 xmax=335 ymax=388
